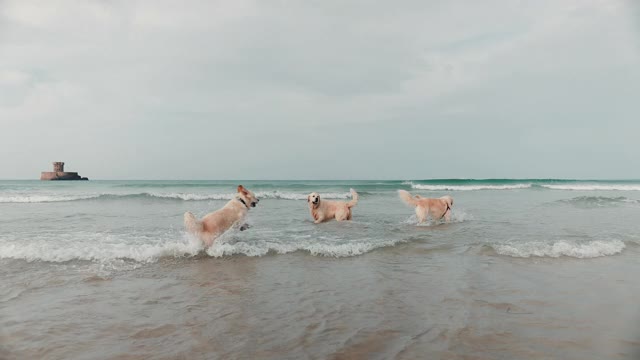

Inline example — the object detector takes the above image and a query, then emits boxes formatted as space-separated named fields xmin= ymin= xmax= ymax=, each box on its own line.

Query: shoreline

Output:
xmin=2 ymin=246 xmax=639 ymax=359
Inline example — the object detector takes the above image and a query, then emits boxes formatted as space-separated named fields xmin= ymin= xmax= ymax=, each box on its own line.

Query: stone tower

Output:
xmin=41 ymin=162 xmax=88 ymax=180
xmin=53 ymin=162 xmax=65 ymax=172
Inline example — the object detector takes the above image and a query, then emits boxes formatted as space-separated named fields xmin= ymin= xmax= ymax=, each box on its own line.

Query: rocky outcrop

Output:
xmin=40 ymin=172 xmax=88 ymax=180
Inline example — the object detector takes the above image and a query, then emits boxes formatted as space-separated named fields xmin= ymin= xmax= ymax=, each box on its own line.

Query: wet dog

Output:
xmin=398 ymin=190 xmax=453 ymax=223
xmin=308 ymin=189 xmax=358 ymax=223
xmin=184 ymin=185 xmax=259 ymax=247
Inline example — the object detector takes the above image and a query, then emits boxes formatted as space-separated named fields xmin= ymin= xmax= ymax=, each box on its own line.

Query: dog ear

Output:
xmin=307 ymin=195 xmax=311 ymax=202
xmin=237 ymin=185 xmax=248 ymax=194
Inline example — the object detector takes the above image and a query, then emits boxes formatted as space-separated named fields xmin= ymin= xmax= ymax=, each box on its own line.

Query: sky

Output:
xmin=1 ymin=0 xmax=639 ymax=180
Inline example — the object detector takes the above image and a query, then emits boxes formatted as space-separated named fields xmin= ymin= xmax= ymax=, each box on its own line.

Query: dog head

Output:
xmin=237 ymin=185 xmax=259 ymax=208
xmin=307 ymin=192 xmax=320 ymax=207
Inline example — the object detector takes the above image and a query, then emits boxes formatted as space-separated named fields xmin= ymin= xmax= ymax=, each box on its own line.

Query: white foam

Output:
xmin=254 ymin=191 xmax=352 ymax=200
xmin=409 ymin=183 xmax=532 ymax=191
xmin=0 ymin=233 xmax=203 ymax=263
xmin=540 ymin=184 xmax=640 ymax=191
xmin=402 ymin=209 xmax=472 ymax=226
xmin=206 ymin=237 xmax=405 ymax=258
xmin=0 ymin=226 xmax=403 ymax=263
xmin=153 ymin=191 xmax=352 ymax=201
xmin=492 ymin=240 xmax=625 ymax=259
xmin=147 ymin=192 xmax=234 ymax=200
xmin=0 ymin=191 xmax=353 ymax=203
xmin=0 ymin=194 xmax=102 ymax=203
xmin=556 ymin=196 xmax=639 ymax=207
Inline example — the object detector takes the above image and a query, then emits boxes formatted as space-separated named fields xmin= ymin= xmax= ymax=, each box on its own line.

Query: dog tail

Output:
xmin=347 ymin=188 xmax=359 ymax=208
xmin=184 ymin=211 xmax=203 ymax=233
xmin=398 ymin=190 xmax=419 ymax=207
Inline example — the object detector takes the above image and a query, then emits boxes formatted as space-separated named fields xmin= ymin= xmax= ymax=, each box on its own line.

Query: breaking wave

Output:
xmin=402 ymin=209 xmax=473 ymax=225
xmin=405 ymin=181 xmax=640 ymax=192
xmin=556 ymin=196 xmax=638 ymax=207
xmin=0 ymin=232 xmax=405 ymax=263
xmin=206 ymin=237 xmax=405 ymax=258
xmin=0 ymin=191 xmax=354 ymax=203
xmin=0 ymin=233 xmax=203 ymax=263
xmin=408 ymin=182 xmax=531 ymax=191
xmin=0 ymin=194 xmax=103 ymax=203
xmin=490 ymin=239 xmax=626 ymax=259
xmin=540 ymin=184 xmax=640 ymax=191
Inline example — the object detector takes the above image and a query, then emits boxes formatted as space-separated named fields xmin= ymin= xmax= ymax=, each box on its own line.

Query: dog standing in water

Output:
xmin=307 ymin=189 xmax=358 ymax=223
xmin=398 ymin=190 xmax=453 ymax=223
xmin=184 ymin=185 xmax=259 ymax=247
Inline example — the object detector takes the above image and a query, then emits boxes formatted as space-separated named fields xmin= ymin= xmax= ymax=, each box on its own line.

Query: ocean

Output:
xmin=1 ymin=179 xmax=639 ymax=359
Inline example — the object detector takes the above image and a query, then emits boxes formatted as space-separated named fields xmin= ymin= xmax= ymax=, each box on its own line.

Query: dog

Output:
xmin=398 ymin=190 xmax=453 ymax=223
xmin=307 ymin=189 xmax=358 ymax=223
xmin=184 ymin=185 xmax=259 ymax=247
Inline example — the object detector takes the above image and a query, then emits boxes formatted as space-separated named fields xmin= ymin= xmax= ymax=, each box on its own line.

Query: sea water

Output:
xmin=1 ymin=179 xmax=639 ymax=359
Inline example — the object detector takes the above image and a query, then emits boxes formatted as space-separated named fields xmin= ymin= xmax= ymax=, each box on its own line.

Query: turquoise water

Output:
xmin=2 ymin=179 xmax=640 ymax=358
xmin=1 ymin=179 xmax=639 ymax=262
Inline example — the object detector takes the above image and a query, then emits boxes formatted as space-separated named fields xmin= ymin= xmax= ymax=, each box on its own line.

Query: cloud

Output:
xmin=0 ymin=0 xmax=638 ymax=179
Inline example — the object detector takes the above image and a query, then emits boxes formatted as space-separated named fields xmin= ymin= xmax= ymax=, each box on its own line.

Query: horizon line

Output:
xmin=2 ymin=178 xmax=640 ymax=182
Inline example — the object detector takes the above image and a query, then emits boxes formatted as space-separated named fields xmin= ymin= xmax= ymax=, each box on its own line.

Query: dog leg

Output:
xmin=203 ymin=234 xmax=217 ymax=248
xmin=439 ymin=203 xmax=452 ymax=222
xmin=442 ymin=206 xmax=452 ymax=222
xmin=416 ymin=206 xmax=427 ymax=223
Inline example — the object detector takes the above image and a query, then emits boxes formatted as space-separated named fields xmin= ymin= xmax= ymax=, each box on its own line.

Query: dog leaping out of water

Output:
xmin=184 ymin=185 xmax=259 ymax=247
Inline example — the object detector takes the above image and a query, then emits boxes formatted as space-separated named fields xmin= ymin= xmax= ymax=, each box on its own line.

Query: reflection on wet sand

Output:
xmin=2 ymin=246 xmax=640 ymax=359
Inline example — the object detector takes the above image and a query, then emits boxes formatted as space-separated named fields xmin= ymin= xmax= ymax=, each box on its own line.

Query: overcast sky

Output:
xmin=1 ymin=1 xmax=639 ymax=180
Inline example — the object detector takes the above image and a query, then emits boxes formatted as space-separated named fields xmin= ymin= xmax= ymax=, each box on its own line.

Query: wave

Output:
xmin=0 ymin=193 xmax=226 ymax=203
xmin=146 ymin=190 xmax=354 ymax=201
xmin=408 ymin=182 xmax=531 ymax=191
xmin=540 ymin=184 xmax=640 ymax=191
xmin=402 ymin=209 xmax=473 ymax=225
xmin=490 ymin=239 xmax=625 ymax=259
xmin=406 ymin=181 xmax=640 ymax=191
xmin=556 ymin=196 xmax=638 ymax=207
xmin=115 ymin=182 xmax=229 ymax=189
xmin=0 ymin=194 xmax=103 ymax=203
xmin=0 ymin=234 xmax=203 ymax=263
xmin=206 ymin=237 xmax=404 ymax=258
xmin=255 ymin=191 xmax=353 ymax=200
xmin=0 ymin=233 xmax=404 ymax=263
xmin=0 ymin=191 xmax=354 ymax=203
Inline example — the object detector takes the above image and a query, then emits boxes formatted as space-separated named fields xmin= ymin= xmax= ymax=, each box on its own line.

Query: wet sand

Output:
xmin=2 ymin=242 xmax=640 ymax=359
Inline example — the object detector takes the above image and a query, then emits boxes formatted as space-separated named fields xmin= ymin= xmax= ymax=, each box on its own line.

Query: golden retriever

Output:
xmin=308 ymin=189 xmax=358 ymax=223
xmin=184 ymin=185 xmax=259 ymax=247
xmin=398 ymin=190 xmax=453 ymax=223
